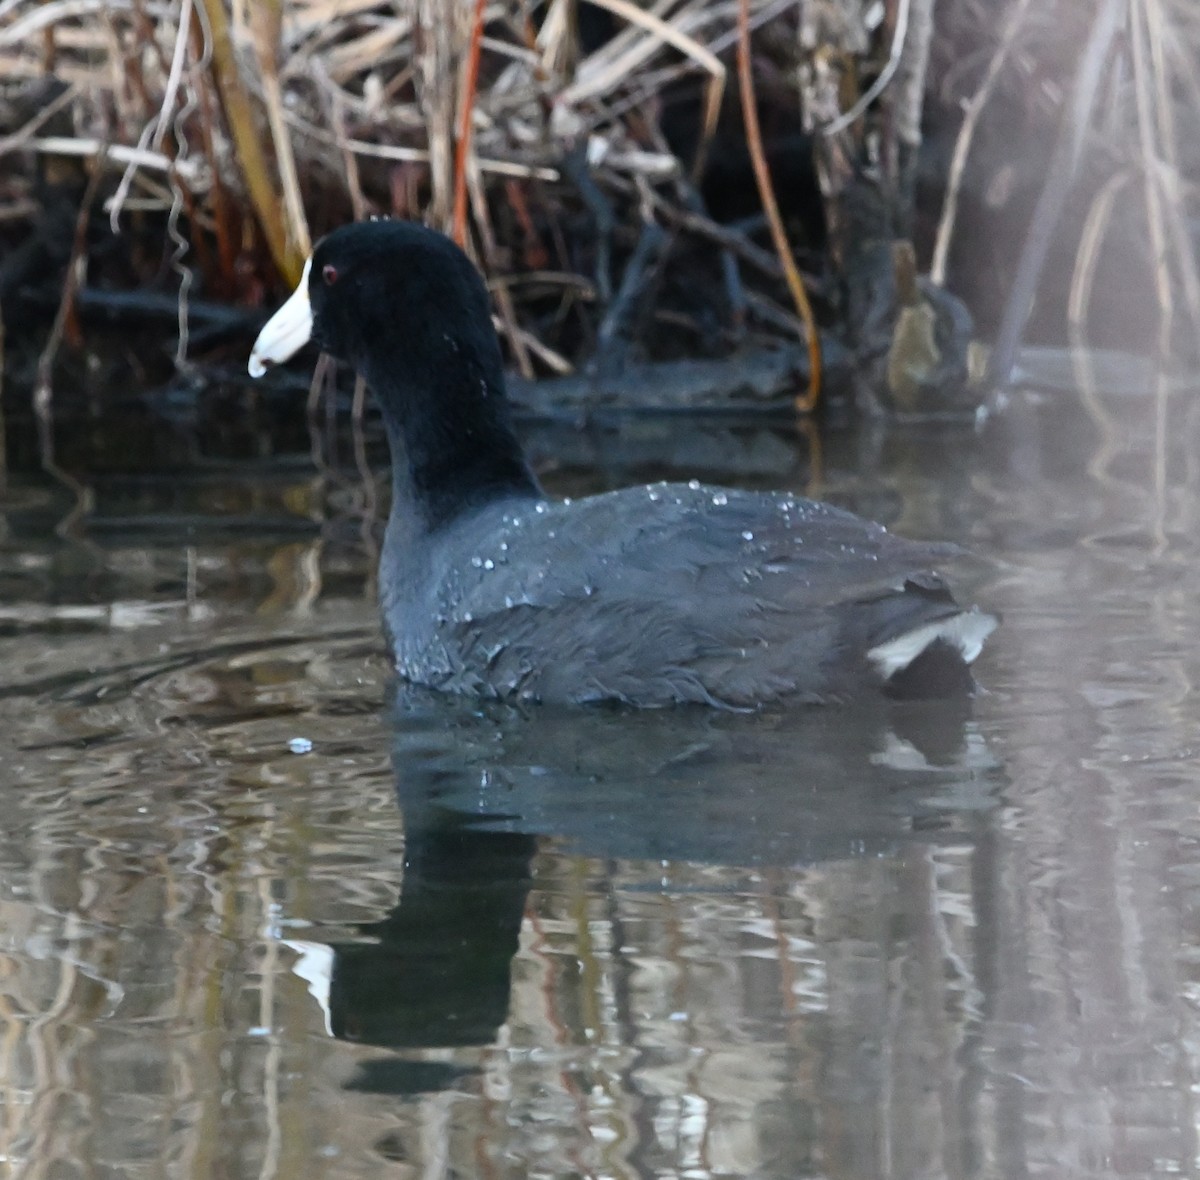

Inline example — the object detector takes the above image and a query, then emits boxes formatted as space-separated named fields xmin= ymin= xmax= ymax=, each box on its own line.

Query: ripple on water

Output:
xmin=4 ymin=370 xmax=1200 ymax=1178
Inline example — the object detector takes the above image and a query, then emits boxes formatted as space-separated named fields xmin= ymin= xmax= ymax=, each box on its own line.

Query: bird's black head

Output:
xmin=249 ymin=219 xmax=538 ymax=528
xmin=308 ymin=220 xmax=501 ymax=382
xmin=250 ymin=219 xmax=505 ymax=395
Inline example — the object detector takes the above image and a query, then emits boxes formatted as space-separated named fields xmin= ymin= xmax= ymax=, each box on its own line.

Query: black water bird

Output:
xmin=249 ymin=220 xmax=994 ymax=707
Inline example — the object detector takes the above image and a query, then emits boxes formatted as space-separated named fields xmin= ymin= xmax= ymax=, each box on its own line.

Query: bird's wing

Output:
xmin=436 ymin=485 xmax=966 ymax=705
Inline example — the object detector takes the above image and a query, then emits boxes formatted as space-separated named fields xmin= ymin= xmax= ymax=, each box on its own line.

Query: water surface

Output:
xmin=1 ymin=359 xmax=1197 ymax=1178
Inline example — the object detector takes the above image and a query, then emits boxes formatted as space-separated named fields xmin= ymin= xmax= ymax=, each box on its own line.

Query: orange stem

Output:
xmin=452 ymin=0 xmax=488 ymax=248
xmin=736 ymin=0 xmax=821 ymax=413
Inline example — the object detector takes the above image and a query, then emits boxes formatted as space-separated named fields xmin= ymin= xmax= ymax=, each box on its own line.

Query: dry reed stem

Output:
xmin=1 ymin=1 xmax=800 ymax=273
xmin=468 ymin=158 xmax=534 ymax=376
xmin=736 ymin=0 xmax=820 ymax=412
xmin=581 ymin=0 xmax=725 ymax=177
xmin=0 ymin=1 xmax=151 ymax=47
xmin=10 ymin=0 xmax=1192 ymax=393
xmin=324 ymin=70 xmax=367 ymax=220
xmin=107 ymin=1 xmax=191 ymax=232
xmin=34 ymin=152 xmax=102 ymax=520
xmin=186 ymin=5 xmax=237 ymax=289
xmin=823 ymin=0 xmax=912 ymax=136
xmin=247 ymin=0 xmax=311 ymax=263
xmin=26 ymin=136 xmax=206 ymax=182
xmin=451 ymin=0 xmax=487 ymax=247
xmin=285 ymin=118 xmax=561 ymax=179
xmin=198 ymin=0 xmax=302 ymax=281
xmin=414 ymin=0 xmax=459 ymax=231
xmin=891 ymin=0 xmax=935 ymax=153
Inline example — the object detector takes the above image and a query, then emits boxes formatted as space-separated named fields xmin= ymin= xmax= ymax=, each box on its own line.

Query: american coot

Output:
xmin=249 ymin=220 xmax=995 ymax=708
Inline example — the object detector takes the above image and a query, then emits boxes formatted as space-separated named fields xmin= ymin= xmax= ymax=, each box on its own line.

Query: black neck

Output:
xmin=365 ymin=352 xmax=540 ymax=534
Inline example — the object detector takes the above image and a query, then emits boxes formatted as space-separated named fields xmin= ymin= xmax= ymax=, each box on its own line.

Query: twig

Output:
xmin=646 ymin=192 xmax=788 ymax=281
xmin=286 ymin=120 xmax=559 ymax=180
xmin=744 ymin=289 xmax=807 ymax=337
xmin=0 ymin=0 xmax=149 ymax=47
xmin=562 ymin=143 xmax=615 ymax=303
xmin=677 ymin=176 xmax=746 ymax=336
xmin=24 ymin=137 xmax=207 ymax=183
xmin=580 ymin=0 xmax=725 ymax=180
xmin=109 ymin=0 xmax=193 ymax=231
xmin=468 ymin=159 xmax=534 ymax=376
xmin=564 ymin=0 xmax=726 ymax=109
xmin=320 ymin=63 xmax=367 ymax=220
xmin=187 ymin=0 xmax=237 ymax=292
xmin=736 ymin=0 xmax=821 ymax=412
xmin=487 ymin=271 xmax=596 ymax=297
xmin=593 ymin=218 xmax=666 ymax=368
xmin=503 ymin=323 xmax=573 ymax=374
xmin=0 ymin=81 xmax=77 ymax=159
xmin=503 ymin=177 xmax=549 ymax=269
xmin=822 ymin=0 xmax=913 ymax=137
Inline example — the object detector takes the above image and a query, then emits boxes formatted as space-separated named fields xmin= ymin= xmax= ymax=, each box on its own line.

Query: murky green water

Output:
xmin=1 ymin=357 xmax=1198 ymax=1178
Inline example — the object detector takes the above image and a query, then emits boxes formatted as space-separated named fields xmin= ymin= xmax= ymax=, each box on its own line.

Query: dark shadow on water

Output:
xmin=328 ymin=689 xmax=1005 ymax=1092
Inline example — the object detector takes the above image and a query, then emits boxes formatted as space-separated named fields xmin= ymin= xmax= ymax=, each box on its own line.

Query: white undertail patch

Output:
xmin=867 ymin=609 xmax=997 ymax=680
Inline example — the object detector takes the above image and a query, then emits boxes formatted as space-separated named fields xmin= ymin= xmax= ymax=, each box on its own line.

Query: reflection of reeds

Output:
xmin=931 ymin=0 xmax=1200 ymax=381
xmin=0 ymin=297 xmax=6 ymax=496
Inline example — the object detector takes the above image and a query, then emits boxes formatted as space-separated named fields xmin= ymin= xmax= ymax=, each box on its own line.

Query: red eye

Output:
xmin=322 ymin=264 xmax=339 ymax=286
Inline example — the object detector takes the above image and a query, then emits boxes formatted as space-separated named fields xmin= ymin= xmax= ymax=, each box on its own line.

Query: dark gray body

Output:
xmin=381 ymin=480 xmax=974 ymax=708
